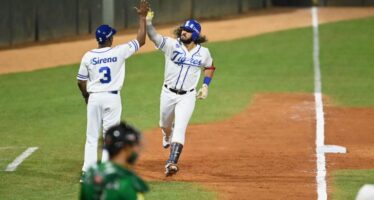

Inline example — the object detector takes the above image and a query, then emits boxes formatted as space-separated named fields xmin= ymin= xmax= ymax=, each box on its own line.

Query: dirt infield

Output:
xmin=0 ymin=7 xmax=374 ymax=74
xmin=325 ymin=105 xmax=374 ymax=196
xmin=325 ymin=106 xmax=374 ymax=170
xmin=137 ymin=94 xmax=374 ymax=199
xmin=138 ymin=94 xmax=317 ymax=199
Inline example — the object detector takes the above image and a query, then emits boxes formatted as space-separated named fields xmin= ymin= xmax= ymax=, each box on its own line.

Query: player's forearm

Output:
xmin=203 ymin=66 xmax=216 ymax=87
xmin=77 ymin=81 xmax=89 ymax=98
xmin=136 ymin=16 xmax=146 ymax=47
xmin=146 ymin=24 xmax=163 ymax=47
xmin=78 ymin=81 xmax=89 ymax=104
xmin=204 ymin=68 xmax=215 ymax=79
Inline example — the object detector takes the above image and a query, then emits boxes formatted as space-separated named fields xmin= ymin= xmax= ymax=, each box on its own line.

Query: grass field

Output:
xmin=320 ymin=17 xmax=374 ymax=107
xmin=319 ymin=17 xmax=374 ymax=200
xmin=0 ymin=17 xmax=373 ymax=199
xmin=332 ymin=170 xmax=374 ymax=200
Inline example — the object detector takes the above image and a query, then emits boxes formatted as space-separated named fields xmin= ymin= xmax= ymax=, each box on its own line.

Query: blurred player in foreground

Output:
xmin=80 ymin=122 xmax=149 ymax=200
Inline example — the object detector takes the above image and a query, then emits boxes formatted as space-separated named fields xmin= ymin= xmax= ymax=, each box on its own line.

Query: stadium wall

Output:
xmin=0 ymin=0 xmax=270 ymax=48
xmin=1 ymin=0 xmax=372 ymax=48
xmin=272 ymin=0 xmax=374 ymax=6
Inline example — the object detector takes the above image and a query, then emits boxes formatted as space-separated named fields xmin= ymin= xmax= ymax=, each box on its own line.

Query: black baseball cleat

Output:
xmin=165 ymin=163 xmax=179 ymax=177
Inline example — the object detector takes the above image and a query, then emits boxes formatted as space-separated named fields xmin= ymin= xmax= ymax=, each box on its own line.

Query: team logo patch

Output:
xmin=171 ymin=51 xmax=202 ymax=66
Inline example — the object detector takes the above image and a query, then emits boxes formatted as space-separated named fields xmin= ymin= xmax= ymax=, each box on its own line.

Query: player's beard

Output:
xmin=180 ymin=37 xmax=193 ymax=44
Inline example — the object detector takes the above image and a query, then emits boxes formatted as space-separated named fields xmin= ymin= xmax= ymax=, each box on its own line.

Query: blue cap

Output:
xmin=96 ymin=24 xmax=117 ymax=44
xmin=181 ymin=19 xmax=201 ymax=41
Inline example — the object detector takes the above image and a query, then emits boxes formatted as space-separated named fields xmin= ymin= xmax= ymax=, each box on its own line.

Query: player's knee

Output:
xmin=86 ymin=134 xmax=99 ymax=143
xmin=86 ymin=139 xmax=98 ymax=145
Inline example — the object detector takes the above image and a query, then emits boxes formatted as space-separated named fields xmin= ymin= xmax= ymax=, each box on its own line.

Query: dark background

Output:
xmin=0 ymin=0 xmax=372 ymax=48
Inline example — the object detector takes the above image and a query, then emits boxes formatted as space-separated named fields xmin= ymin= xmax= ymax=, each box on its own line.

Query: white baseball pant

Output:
xmin=159 ymin=86 xmax=196 ymax=145
xmin=82 ymin=92 xmax=121 ymax=172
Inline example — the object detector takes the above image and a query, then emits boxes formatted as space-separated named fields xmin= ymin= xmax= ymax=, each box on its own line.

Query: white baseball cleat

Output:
xmin=162 ymin=135 xmax=170 ymax=149
xmin=165 ymin=163 xmax=179 ymax=176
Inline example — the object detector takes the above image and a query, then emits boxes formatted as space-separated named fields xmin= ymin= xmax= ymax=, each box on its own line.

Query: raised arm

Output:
xmin=134 ymin=0 xmax=149 ymax=47
xmin=146 ymin=10 xmax=163 ymax=47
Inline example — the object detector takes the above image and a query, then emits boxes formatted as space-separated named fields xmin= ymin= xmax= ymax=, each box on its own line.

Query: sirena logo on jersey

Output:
xmin=171 ymin=51 xmax=202 ymax=66
xmin=91 ymin=57 xmax=118 ymax=65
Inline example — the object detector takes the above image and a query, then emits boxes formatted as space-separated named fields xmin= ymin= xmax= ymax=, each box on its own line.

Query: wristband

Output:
xmin=203 ymin=77 xmax=212 ymax=86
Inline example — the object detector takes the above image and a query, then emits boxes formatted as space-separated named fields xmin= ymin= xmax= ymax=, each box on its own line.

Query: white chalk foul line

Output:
xmin=4 ymin=147 xmax=39 ymax=172
xmin=311 ymin=7 xmax=346 ymax=200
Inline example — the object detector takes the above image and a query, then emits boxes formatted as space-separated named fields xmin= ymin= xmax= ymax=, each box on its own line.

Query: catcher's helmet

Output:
xmin=104 ymin=122 xmax=141 ymax=157
xmin=95 ymin=24 xmax=117 ymax=44
xmin=180 ymin=19 xmax=201 ymax=41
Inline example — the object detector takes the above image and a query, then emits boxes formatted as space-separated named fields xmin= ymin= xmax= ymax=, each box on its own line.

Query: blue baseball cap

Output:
xmin=181 ymin=19 xmax=201 ymax=41
xmin=96 ymin=24 xmax=117 ymax=44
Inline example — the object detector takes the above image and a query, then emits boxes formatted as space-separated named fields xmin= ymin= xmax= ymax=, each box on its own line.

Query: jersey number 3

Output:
xmin=99 ymin=66 xmax=111 ymax=84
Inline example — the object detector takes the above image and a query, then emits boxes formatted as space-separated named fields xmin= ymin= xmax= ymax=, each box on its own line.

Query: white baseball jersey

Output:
xmin=77 ymin=39 xmax=140 ymax=92
xmin=158 ymin=37 xmax=213 ymax=91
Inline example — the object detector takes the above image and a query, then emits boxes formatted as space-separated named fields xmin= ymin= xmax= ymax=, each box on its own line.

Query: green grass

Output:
xmin=0 ymin=17 xmax=373 ymax=199
xmin=332 ymin=170 xmax=374 ymax=200
xmin=0 ymin=26 xmax=313 ymax=200
xmin=320 ymin=17 xmax=374 ymax=106
xmin=147 ymin=182 xmax=216 ymax=200
xmin=320 ymin=17 xmax=374 ymax=200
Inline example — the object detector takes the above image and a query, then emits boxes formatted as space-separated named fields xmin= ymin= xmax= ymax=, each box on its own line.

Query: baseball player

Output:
xmin=146 ymin=11 xmax=216 ymax=176
xmin=77 ymin=0 xmax=149 ymax=181
xmin=80 ymin=122 xmax=149 ymax=200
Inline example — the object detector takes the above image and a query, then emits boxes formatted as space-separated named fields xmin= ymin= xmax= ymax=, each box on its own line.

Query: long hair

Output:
xmin=174 ymin=27 xmax=208 ymax=44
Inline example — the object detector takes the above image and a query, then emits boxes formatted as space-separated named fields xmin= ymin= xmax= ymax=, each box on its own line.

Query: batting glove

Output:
xmin=146 ymin=10 xmax=154 ymax=25
xmin=197 ymin=84 xmax=208 ymax=100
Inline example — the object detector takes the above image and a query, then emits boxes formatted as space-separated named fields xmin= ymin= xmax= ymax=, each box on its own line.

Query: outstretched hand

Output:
xmin=134 ymin=0 xmax=150 ymax=17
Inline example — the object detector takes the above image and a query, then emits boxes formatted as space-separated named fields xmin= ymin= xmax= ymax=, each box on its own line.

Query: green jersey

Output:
xmin=80 ymin=162 xmax=149 ymax=200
